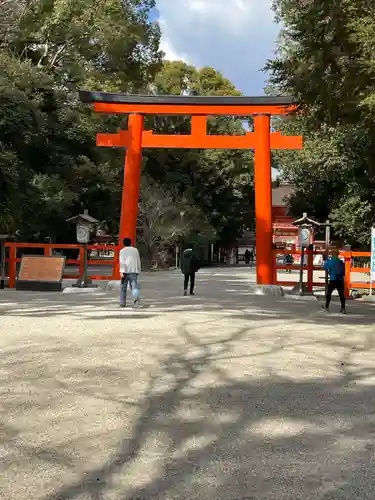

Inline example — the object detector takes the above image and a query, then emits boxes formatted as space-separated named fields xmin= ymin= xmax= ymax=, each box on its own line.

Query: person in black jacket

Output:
xmin=284 ymin=253 xmax=294 ymax=273
xmin=244 ymin=249 xmax=250 ymax=264
xmin=181 ymin=247 xmax=200 ymax=296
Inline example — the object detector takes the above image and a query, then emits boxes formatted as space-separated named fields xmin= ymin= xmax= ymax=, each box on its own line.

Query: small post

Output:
xmin=0 ymin=235 xmax=9 ymax=289
xmin=75 ymin=244 xmax=91 ymax=288
xmin=44 ymin=245 xmax=52 ymax=257
xmin=175 ymin=245 xmax=179 ymax=269
xmin=210 ymin=243 xmax=215 ymax=266
xmin=370 ymin=226 xmax=375 ymax=296
xmin=0 ymin=241 xmax=5 ymax=289
xmin=344 ymin=252 xmax=351 ymax=299
xmin=0 ymin=245 xmax=4 ymax=289
xmin=325 ymin=220 xmax=330 ymax=295
xmin=110 ymin=246 xmax=119 ymax=280
xmin=307 ymin=247 xmax=313 ymax=293
xmin=299 ymin=246 xmax=305 ymax=296
xmin=83 ymin=243 xmax=89 ymax=286
xmin=78 ymin=246 xmax=84 ymax=283
xmin=272 ymin=247 xmax=277 ymax=285
xmin=8 ymin=246 xmax=16 ymax=289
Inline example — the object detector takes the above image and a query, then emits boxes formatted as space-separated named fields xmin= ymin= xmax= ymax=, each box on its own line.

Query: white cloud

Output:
xmin=159 ymin=38 xmax=187 ymax=63
xmin=155 ymin=0 xmax=280 ymax=94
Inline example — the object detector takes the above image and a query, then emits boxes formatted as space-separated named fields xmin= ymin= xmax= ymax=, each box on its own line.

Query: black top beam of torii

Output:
xmin=78 ymin=90 xmax=295 ymax=107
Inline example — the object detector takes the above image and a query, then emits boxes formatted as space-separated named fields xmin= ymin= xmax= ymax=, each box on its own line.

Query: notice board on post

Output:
xmin=16 ymin=255 xmax=65 ymax=292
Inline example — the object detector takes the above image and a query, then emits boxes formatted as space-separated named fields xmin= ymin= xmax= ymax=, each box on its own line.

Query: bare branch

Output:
xmin=37 ymin=42 xmax=49 ymax=67
xmin=49 ymin=42 xmax=68 ymax=67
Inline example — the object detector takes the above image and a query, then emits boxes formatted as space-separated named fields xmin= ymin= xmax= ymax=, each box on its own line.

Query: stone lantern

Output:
xmin=66 ymin=209 xmax=98 ymax=288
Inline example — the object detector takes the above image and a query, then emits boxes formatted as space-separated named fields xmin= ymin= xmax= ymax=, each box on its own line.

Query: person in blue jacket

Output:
xmin=322 ymin=249 xmax=346 ymax=313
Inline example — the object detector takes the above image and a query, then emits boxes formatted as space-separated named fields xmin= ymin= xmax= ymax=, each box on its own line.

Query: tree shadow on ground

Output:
xmin=1 ymin=270 xmax=374 ymax=326
xmin=14 ymin=322 xmax=372 ymax=500
xmin=2 ymin=270 xmax=375 ymax=499
xmin=1 ymin=291 xmax=374 ymax=327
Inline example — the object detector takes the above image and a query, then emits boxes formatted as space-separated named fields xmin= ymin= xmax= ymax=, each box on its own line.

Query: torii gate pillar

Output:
xmin=253 ymin=114 xmax=273 ymax=284
xmin=119 ymin=113 xmax=144 ymax=246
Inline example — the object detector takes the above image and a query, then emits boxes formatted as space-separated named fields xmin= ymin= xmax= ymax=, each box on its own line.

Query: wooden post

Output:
xmin=307 ymin=249 xmax=314 ymax=293
xmin=0 ymin=239 xmax=6 ymax=289
xmin=119 ymin=113 xmax=144 ymax=246
xmin=79 ymin=246 xmax=85 ymax=283
xmin=254 ymin=114 xmax=273 ymax=285
xmin=344 ymin=252 xmax=351 ymax=299
xmin=272 ymin=248 xmax=277 ymax=284
xmin=8 ymin=246 xmax=16 ymax=289
xmin=44 ymin=245 xmax=52 ymax=257
xmin=299 ymin=247 xmax=305 ymax=295
xmin=112 ymin=246 xmax=120 ymax=280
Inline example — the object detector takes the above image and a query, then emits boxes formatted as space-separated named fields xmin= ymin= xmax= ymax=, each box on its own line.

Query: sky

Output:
xmin=152 ymin=0 xmax=281 ymax=95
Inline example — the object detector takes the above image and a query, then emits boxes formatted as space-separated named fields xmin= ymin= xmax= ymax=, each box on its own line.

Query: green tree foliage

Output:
xmin=268 ymin=0 xmax=375 ymax=125
xmin=138 ymin=175 xmax=215 ymax=264
xmin=0 ymin=2 xmax=253 ymax=252
xmin=0 ymin=0 xmax=162 ymax=240
xmin=2 ymin=0 xmax=162 ymax=91
xmin=145 ymin=61 xmax=254 ymax=245
xmin=267 ymin=0 xmax=375 ymax=247
xmin=0 ymin=52 xmax=121 ymax=240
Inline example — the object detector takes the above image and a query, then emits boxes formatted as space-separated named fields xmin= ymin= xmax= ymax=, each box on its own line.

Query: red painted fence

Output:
xmin=4 ymin=242 xmax=118 ymax=288
xmin=274 ymin=249 xmax=371 ymax=298
xmin=2 ymin=243 xmax=373 ymax=297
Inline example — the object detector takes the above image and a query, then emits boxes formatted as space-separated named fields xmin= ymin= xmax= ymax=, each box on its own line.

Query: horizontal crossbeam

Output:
xmin=96 ymin=130 xmax=303 ymax=150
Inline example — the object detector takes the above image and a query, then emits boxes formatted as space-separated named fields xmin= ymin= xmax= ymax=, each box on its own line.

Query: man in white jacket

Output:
xmin=119 ymin=237 xmax=141 ymax=308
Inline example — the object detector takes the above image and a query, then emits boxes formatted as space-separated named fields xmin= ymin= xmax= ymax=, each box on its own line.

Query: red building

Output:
xmin=272 ymin=184 xmax=298 ymax=248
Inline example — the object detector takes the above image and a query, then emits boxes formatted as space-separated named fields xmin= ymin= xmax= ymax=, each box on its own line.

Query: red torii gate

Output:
xmin=79 ymin=91 xmax=303 ymax=285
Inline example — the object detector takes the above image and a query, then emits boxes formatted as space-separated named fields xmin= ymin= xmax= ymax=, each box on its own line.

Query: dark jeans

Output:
xmin=120 ymin=273 xmax=139 ymax=306
xmin=184 ymin=273 xmax=195 ymax=294
xmin=326 ymin=279 xmax=345 ymax=309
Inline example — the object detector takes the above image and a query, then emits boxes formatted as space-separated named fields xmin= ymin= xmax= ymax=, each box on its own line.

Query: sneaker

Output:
xmin=133 ymin=299 xmax=140 ymax=308
xmin=120 ymin=304 xmax=126 ymax=308
xmin=340 ymin=308 xmax=347 ymax=314
xmin=190 ymin=292 xmax=195 ymax=296
xmin=321 ymin=304 xmax=329 ymax=312
xmin=183 ymin=290 xmax=187 ymax=296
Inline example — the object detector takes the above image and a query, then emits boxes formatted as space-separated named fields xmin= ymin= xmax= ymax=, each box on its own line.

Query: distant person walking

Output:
xmin=119 ymin=237 xmax=141 ymax=308
xmin=249 ymin=249 xmax=254 ymax=265
xmin=284 ymin=253 xmax=294 ymax=273
xmin=181 ymin=247 xmax=200 ymax=296
xmin=322 ymin=249 xmax=346 ymax=313
xmin=244 ymin=249 xmax=250 ymax=265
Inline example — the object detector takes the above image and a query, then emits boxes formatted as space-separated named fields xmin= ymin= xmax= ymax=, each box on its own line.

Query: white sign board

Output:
xmin=76 ymin=224 xmax=90 ymax=244
xmin=314 ymin=255 xmax=323 ymax=266
xmin=371 ymin=227 xmax=375 ymax=282
xmin=298 ymin=228 xmax=311 ymax=248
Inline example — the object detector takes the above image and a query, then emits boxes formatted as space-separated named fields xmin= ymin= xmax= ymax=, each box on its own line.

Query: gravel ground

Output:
xmin=1 ymin=267 xmax=375 ymax=500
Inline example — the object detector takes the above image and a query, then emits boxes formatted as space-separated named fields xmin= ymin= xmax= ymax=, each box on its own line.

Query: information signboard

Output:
xmin=16 ymin=255 xmax=65 ymax=292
